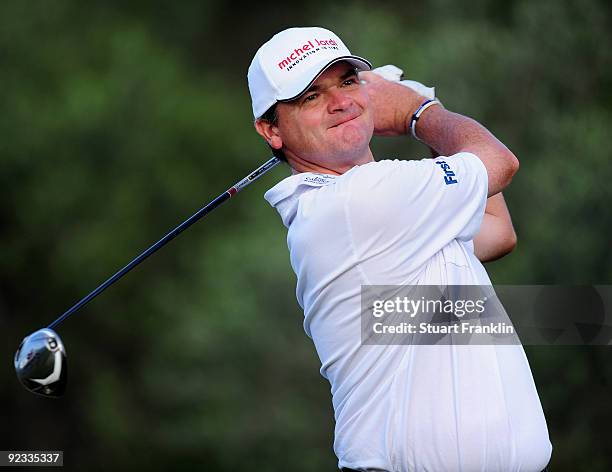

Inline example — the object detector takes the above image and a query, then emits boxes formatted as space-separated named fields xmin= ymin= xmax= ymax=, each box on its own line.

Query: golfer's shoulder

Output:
xmin=342 ymin=158 xmax=431 ymax=191
xmin=346 ymin=153 xmax=485 ymax=188
xmin=350 ymin=158 xmax=434 ymax=177
xmin=340 ymin=154 xmax=486 ymax=208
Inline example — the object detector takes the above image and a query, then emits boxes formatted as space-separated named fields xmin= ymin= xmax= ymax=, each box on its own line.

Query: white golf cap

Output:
xmin=248 ymin=27 xmax=372 ymax=118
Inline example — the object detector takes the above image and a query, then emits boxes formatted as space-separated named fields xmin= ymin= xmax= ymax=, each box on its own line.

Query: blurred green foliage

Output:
xmin=1 ymin=0 xmax=611 ymax=470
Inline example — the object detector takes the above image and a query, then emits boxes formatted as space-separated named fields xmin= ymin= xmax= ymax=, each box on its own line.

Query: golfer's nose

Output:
xmin=327 ymin=88 xmax=352 ymax=112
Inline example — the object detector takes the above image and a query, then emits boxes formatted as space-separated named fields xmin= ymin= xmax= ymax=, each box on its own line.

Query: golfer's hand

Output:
xmin=360 ymin=70 xmax=427 ymax=137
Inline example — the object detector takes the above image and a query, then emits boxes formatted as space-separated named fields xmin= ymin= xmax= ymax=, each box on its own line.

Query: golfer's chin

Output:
xmin=328 ymin=121 xmax=373 ymax=159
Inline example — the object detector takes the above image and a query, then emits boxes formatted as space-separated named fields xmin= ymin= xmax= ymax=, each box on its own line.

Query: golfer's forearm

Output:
xmin=415 ymin=106 xmax=519 ymax=196
xmin=474 ymin=214 xmax=517 ymax=261
xmin=474 ymin=193 xmax=517 ymax=262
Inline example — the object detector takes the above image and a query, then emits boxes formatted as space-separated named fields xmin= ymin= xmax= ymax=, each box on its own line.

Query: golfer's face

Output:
xmin=276 ymin=62 xmax=373 ymax=169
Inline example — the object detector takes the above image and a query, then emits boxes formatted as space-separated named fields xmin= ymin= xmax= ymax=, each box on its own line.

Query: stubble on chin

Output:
xmin=335 ymin=117 xmax=372 ymax=149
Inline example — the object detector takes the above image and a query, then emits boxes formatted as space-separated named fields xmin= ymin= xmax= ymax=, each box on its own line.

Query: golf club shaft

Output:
xmin=47 ymin=156 xmax=281 ymax=330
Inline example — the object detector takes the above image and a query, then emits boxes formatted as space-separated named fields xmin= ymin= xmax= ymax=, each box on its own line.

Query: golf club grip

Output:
xmin=47 ymin=156 xmax=281 ymax=330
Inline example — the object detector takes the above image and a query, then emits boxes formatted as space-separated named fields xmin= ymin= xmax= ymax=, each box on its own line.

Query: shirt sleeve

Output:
xmin=345 ymin=152 xmax=488 ymax=269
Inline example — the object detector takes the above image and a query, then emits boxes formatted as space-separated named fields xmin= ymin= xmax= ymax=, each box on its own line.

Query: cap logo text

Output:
xmin=277 ymin=38 xmax=339 ymax=70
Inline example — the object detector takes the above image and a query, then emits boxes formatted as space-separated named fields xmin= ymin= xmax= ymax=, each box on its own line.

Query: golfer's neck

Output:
xmin=289 ymin=148 xmax=374 ymax=176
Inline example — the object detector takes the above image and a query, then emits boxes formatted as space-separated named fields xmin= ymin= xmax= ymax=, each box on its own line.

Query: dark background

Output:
xmin=1 ymin=0 xmax=611 ymax=470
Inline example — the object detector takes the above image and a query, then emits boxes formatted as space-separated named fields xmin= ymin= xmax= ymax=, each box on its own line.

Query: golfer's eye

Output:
xmin=303 ymin=93 xmax=318 ymax=103
xmin=343 ymin=77 xmax=358 ymax=86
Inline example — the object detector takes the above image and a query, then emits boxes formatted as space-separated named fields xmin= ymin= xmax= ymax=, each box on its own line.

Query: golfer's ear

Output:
xmin=255 ymin=119 xmax=283 ymax=150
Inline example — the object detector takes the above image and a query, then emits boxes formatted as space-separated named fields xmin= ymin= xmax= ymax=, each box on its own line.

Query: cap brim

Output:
xmin=277 ymin=55 xmax=372 ymax=103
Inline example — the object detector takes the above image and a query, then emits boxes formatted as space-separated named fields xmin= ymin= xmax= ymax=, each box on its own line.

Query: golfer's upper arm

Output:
xmin=461 ymin=140 xmax=519 ymax=197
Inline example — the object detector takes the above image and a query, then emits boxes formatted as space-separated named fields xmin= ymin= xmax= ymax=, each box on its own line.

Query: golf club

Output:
xmin=15 ymin=156 xmax=281 ymax=397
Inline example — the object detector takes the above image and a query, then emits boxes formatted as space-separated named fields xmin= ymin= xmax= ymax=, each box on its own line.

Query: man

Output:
xmin=248 ymin=27 xmax=552 ymax=471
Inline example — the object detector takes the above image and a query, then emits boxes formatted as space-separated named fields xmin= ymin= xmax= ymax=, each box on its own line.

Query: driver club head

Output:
xmin=14 ymin=328 xmax=67 ymax=398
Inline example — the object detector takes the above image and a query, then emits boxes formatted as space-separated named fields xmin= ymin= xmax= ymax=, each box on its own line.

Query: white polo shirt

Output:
xmin=264 ymin=154 xmax=552 ymax=472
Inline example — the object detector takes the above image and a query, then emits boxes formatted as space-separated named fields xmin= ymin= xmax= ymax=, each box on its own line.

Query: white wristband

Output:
xmin=409 ymin=99 xmax=442 ymax=141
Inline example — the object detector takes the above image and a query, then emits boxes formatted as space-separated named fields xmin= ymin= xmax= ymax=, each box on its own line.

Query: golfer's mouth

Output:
xmin=329 ymin=113 xmax=361 ymax=129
